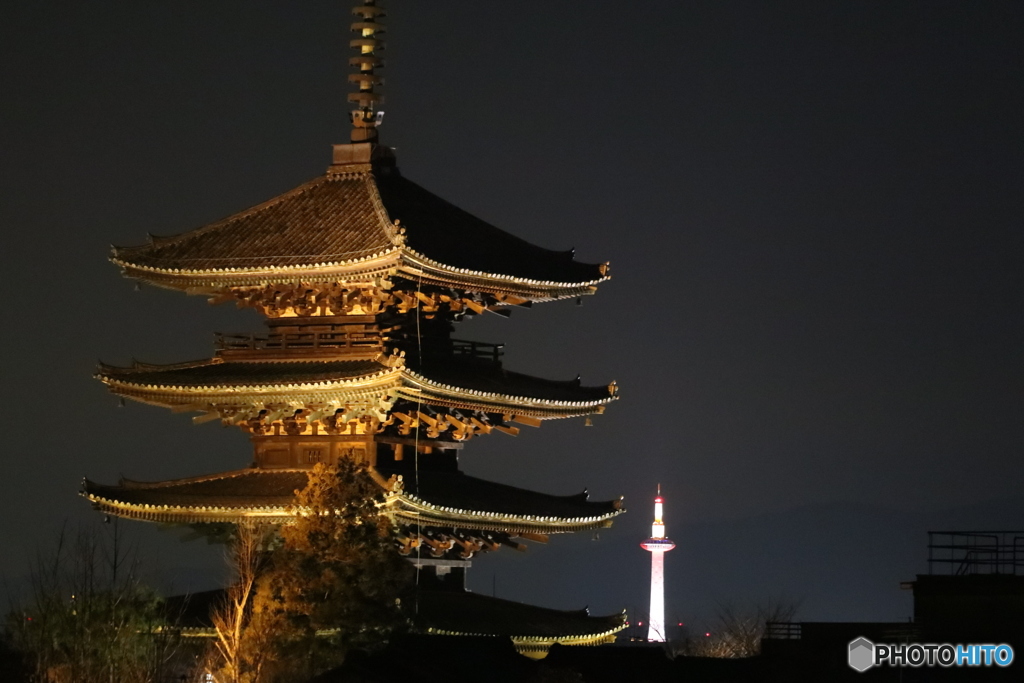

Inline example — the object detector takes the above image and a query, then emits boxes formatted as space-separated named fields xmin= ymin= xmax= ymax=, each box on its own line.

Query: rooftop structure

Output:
xmin=926 ymin=530 xmax=1024 ymax=576
xmin=83 ymin=0 xmax=625 ymax=656
xmin=762 ymin=532 xmax=1024 ymax=676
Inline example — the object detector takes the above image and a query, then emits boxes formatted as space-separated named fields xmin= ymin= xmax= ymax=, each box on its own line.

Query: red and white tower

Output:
xmin=640 ymin=485 xmax=676 ymax=642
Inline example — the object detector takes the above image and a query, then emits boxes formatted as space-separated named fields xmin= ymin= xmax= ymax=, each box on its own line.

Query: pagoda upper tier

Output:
xmin=112 ymin=144 xmax=609 ymax=305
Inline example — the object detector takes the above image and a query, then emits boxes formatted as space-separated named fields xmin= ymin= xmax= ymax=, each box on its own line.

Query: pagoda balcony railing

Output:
xmin=386 ymin=337 xmax=504 ymax=363
xmin=214 ymin=333 xmax=501 ymax=362
xmin=448 ymin=339 xmax=504 ymax=363
xmin=215 ymin=331 xmax=384 ymax=354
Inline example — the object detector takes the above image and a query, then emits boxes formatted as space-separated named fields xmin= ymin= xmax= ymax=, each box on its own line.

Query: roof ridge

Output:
xmin=366 ymin=169 xmax=405 ymax=247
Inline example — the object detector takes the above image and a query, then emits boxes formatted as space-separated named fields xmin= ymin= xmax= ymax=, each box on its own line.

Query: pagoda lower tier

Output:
xmin=414 ymin=590 xmax=625 ymax=658
xmin=163 ymin=582 xmax=626 ymax=659
xmin=81 ymin=466 xmax=623 ymax=559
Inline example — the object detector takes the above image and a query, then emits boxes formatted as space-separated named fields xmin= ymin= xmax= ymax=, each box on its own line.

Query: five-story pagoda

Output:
xmin=83 ymin=0 xmax=625 ymax=657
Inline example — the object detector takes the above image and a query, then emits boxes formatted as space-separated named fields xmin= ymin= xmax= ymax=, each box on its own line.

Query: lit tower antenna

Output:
xmin=640 ymin=485 xmax=676 ymax=642
xmin=348 ymin=0 xmax=386 ymax=143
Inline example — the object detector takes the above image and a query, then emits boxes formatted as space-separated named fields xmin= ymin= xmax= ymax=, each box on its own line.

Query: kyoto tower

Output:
xmin=640 ymin=486 xmax=676 ymax=642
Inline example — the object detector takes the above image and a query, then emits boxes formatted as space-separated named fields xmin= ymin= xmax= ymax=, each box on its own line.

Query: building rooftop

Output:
xmin=162 ymin=587 xmax=624 ymax=656
xmin=112 ymin=152 xmax=608 ymax=300
xmin=82 ymin=467 xmax=623 ymax=532
xmin=96 ymin=355 xmax=617 ymax=418
xmin=415 ymin=590 xmax=624 ymax=642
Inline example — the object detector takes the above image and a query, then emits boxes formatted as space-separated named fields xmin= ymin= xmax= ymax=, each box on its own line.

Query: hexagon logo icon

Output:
xmin=848 ymin=637 xmax=875 ymax=672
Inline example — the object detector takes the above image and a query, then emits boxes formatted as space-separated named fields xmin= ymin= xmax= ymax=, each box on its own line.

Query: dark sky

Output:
xmin=2 ymin=1 xmax=1022 ymax=627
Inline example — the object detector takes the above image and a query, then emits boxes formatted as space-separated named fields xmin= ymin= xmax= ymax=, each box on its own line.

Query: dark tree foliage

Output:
xmin=214 ymin=461 xmax=413 ymax=683
xmin=4 ymin=523 xmax=179 ymax=683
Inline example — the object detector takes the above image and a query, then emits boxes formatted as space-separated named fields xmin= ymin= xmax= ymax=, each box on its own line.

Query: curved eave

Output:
xmin=82 ymin=468 xmax=625 ymax=534
xmin=114 ymin=247 xmax=608 ymax=302
xmin=390 ymin=493 xmax=622 ymax=535
xmin=397 ymin=248 xmax=608 ymax=302
xmin=95 ymin=363 xmax=617 ymax=419
xmin=398 ymin=370 xmax=617 ymax=418
xmin=112 ymin=248 xmax=403 ymax=292
xmin=169 ymin=624 xmax=626 ymax=649
xmin=81 ymin=494 xmax=623 ymax=535
xmin=95 ymin=365 xmax=402 ymax=409
xmin=82 ymin=492 xmax=296 ymax=525
xmin=421 ymin=624 xmax=626 ymax=648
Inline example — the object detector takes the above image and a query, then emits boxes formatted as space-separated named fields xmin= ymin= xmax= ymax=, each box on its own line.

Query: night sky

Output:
xmin=2 ymin=1 xmax=1022 ymax=630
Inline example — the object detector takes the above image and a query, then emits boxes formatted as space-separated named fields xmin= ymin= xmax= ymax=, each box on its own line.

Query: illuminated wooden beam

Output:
xmin=518 ymin=533 xmax=549 ymax=544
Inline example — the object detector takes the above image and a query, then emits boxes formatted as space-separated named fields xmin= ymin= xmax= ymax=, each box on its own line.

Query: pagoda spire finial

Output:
xmin=348 ymin=0 xmax=386 ymax=143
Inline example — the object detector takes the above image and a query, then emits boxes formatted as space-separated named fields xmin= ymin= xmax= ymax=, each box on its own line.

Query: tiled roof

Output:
xmin=82 ymin=467 xmax=622 ymax=526
xmin=97 ymin=359 xmax=387 ymax=388
xmin=83 ymin=470 xmax=308 ymax=509
xmin=410 ymin=357 xmax=613 ymax=403
xmin=164 ymin=588 xmax=624 ymax=641
xmin=111 ymin=162 xmax=607 ymax=290
xmin=97 ymin=357 xmax=615 ymax=410
xmin=113 ymin=174 xmax=397 ymax=271
xmin=416 ymin=591 xmax=625 ymax=639
xmin=376 ymin=173 xmax=604 ymax=284
xmin=385 ymin=467 xmax=620 ymax=520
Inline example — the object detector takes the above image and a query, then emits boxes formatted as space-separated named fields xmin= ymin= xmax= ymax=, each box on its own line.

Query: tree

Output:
xmin=208 ymin=523 xmax=277 ymax=683
xmin=676 ymin=599 xmax=800 ymax=658
xmin=267 ymin=460 xmax=413 ymax=678
xmin=5 ymin=522 xmax=179 ymax=683
xmin=206 ymin=461 xmax=413 ymax=683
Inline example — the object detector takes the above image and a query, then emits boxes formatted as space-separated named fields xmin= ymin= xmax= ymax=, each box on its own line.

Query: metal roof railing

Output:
xmin=927 ymin=531 xmax=1024 ymax=576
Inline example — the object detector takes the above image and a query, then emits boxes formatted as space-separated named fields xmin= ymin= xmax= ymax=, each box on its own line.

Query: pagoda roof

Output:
xmin=415 ymin=591 xmax=625 ymax=644
xmin=99 ymin=358 xmax=387 ymax=388
xmin=408 ymin=357 xmax=612 ymax=405
xmin=112 ymin=150 xmax=608 ymax=300
xmin=392 ymin=468 xmax=619 ymax=519
xmin=83 ymin=470 xmax=307 ymax=515
xmin=164 ymin=588 xmax=624 ymax=651
xmin=82 ymin=467 xmax=622 ymax=532
xmin=96 ymin=356 xmax=616 ymax=418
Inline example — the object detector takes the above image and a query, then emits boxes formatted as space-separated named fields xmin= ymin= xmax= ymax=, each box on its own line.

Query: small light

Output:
xmin=678 ymin=622 xmax=683 ymax=626
xmin=705 ymin=632 xmax=710 ymax=637
xmin=638 ymin=621 xmax=643 ymax=626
